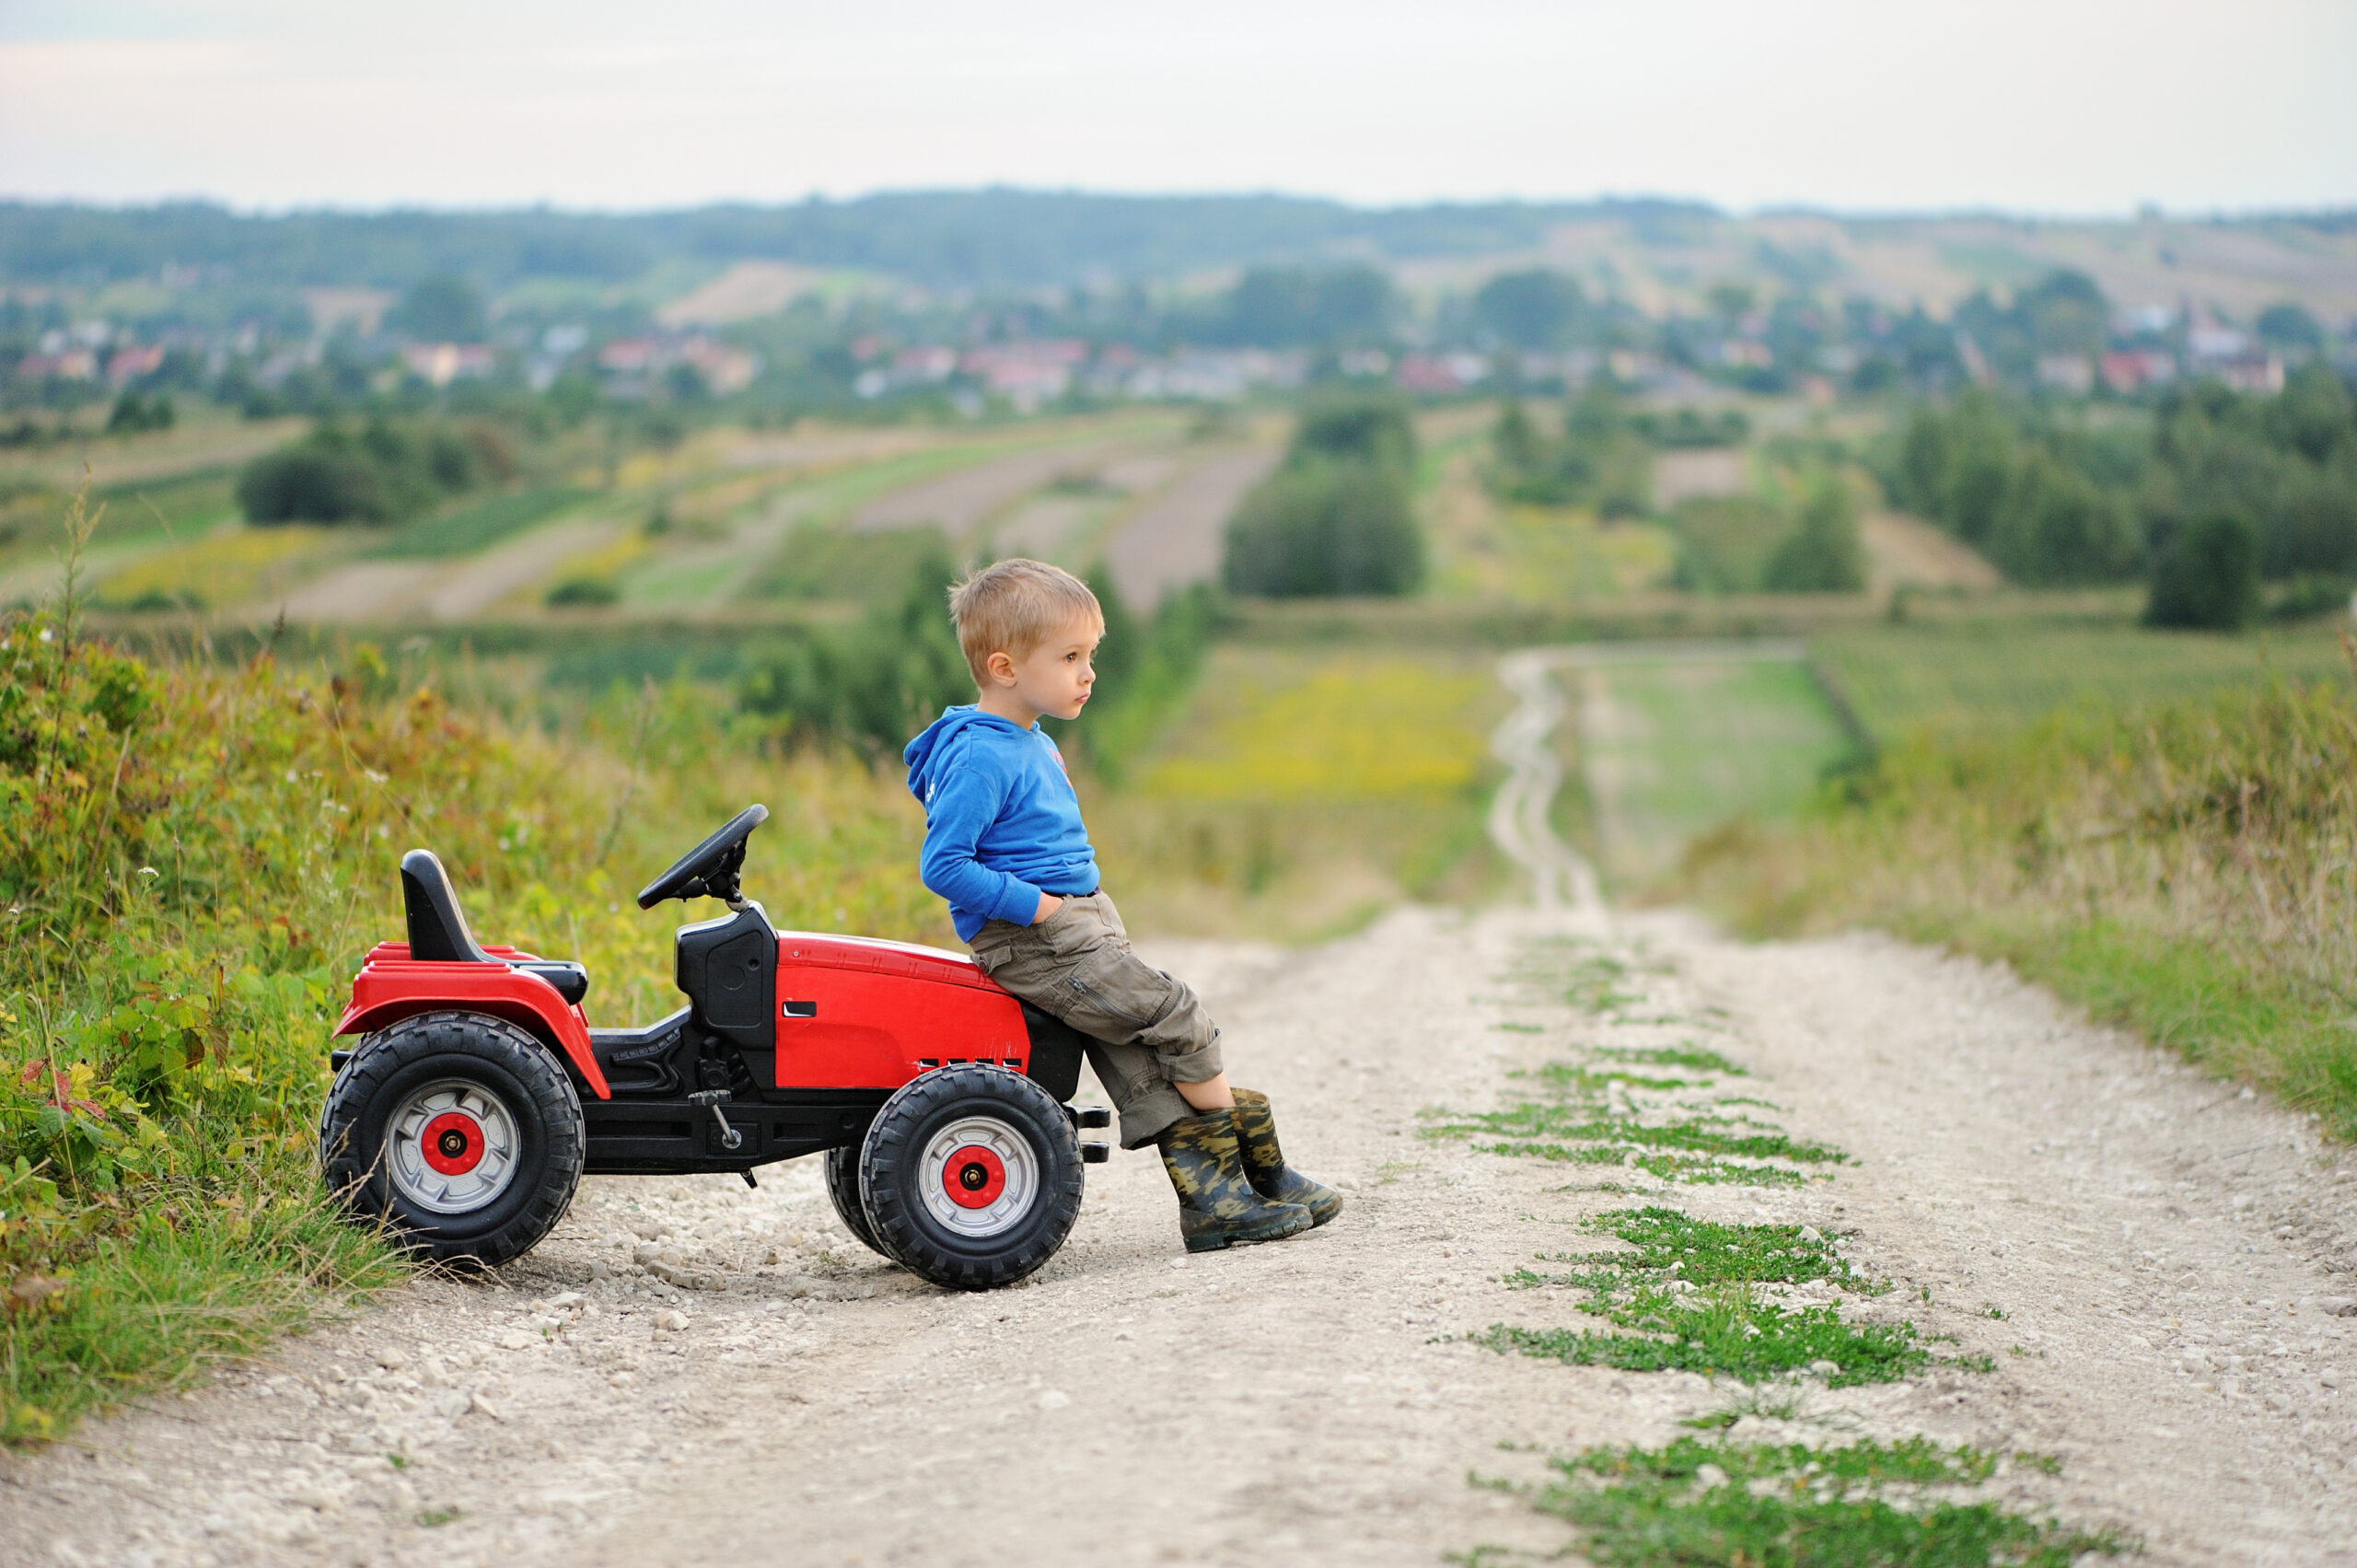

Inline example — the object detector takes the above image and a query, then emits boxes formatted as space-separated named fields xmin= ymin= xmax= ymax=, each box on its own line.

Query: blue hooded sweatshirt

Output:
xmin=903 ymin=705 xmax=1100 ymax=941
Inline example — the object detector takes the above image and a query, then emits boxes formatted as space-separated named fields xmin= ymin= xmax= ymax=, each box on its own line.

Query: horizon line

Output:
xmin=5 ymin=185 xmax=2354 ymax=227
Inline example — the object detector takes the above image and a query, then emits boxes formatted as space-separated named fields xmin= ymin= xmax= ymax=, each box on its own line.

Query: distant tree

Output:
xmin=1222 ymin=385 xmax=1422 ymax=597
xmin=387 ymin=274 xmax=487 ymax=343
xmin=236 ymin=419 xmax=496 ymax=526
xmin=2018 ymin=270 xmax=2108 ymax=358
xmin=1292 ymin=384 xmax=1416 ymax=470
xmin=1222 ymin=460 xmax=1422 ymax=597
xmin=1492 ymin=401 xmax=1539 ymax=471
xmin=1760 ymin=479 xmax=1865 ymax=593
xmin=105 ymin=389 xmax=174 ymax=435
xmin=237 ymin=439 xmax=393 ymax=524
xmin=1934 ymin=389 xmax=2020 ymax=545
xmin=1473 ymin=270 xmax=1585 ymax=350
xmin=740 ymin=546 xmax=971 ymax=754
xmin=2262 ymin=361 xmax=2355 ymax=463
xmin=1213 ymin=266 xmax=1394 ymax=347
xmin=2145 ymin=513 xmax=2261 ymax=630
xmin=1705 ymin=282 xmax=1755 ymax=323
xmin=2256 ymin=302 xmax=2325 ymax=354
xmin=1987 ymin=449 xmax=2140 ymax=584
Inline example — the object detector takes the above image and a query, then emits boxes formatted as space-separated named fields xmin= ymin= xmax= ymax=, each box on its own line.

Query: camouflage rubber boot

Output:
xmin=1155 ymin=1109 xmax=1314 ymax=1253
xmin=1231 ymin=1087 xmax=1342 ymax=1227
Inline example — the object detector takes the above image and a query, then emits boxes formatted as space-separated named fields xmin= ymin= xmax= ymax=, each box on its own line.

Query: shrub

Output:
xmin=740 ymin=546 xmax=972 ymax=755
xmin=236 ymin=420 xmax=504 ymax=527
xmin=104 ymin=390 xmax=174 ymax=436
xmin=1222 ymin=387 xmax=1424 ymax=598
xmin=1223 ymin=459 xmax=1422 ymax=597
xmin=1760 ymin=479 xmax=1865 ymax=593
xmin=547 ymin=575 xmax=621 ymax=607
xmin=2146 ymin=513 xmax=2261 ymax=631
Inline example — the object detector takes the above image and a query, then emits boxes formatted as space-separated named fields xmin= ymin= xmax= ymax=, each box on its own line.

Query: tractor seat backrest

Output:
xmin=400 ymin=849 xmax=493 ymax=964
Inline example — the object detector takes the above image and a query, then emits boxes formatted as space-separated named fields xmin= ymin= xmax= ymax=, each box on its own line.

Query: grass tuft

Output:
xmin=1527 ymin=1435 xmax=2128 ymax=1568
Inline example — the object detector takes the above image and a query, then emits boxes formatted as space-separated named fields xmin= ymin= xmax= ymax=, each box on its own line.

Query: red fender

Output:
xmin=336 ymin=942 xmax=610 ymax=1100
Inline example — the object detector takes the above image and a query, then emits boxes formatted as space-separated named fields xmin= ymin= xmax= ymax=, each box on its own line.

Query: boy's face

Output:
xmin=985 ymin=614 xmax=1101 ymax=724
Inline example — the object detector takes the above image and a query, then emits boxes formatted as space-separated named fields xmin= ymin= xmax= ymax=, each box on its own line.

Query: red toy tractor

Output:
xmin=319 ymin=806 xmax=1110 ymax=1290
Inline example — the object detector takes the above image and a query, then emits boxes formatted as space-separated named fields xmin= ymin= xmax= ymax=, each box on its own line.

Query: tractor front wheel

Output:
xmin=319 ymin=1011 xmax=584 ymax=1268
xmin=859 ymin=1064 xmax=1083 ymax=1290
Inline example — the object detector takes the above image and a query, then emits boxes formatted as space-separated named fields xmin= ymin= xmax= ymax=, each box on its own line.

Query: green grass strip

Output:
xmin=370 ymin=485 xmax=591 ymax=559
xmin=1521 ymin=1205 xmax=1867 ymax=1293
xmin=1480 ymin=1295 xmax=1926 ymax=1388
xmin=1522 ymin=1435 xmax=2127 ymax=1567
xmin=1438 ymin=1104 xmax=1846 ymax=1165
xmin=1594 ymin=1043 xmax=1750 ymax=1075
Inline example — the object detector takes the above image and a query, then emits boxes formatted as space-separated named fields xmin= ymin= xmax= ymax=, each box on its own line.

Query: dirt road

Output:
xmin=6 ymin=652 xmax=2356 ymax=1566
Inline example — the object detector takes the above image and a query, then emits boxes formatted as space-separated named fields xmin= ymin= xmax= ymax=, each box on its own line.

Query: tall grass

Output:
xmin=1678 ymin=647 xmax=2357 ymax=1137
xmin=1 ymin=492 xmax=944 ymax=1441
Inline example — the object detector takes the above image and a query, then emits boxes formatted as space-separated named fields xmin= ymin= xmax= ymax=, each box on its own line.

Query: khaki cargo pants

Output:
xmin=967 ymin=889 xmax=1221 ymax=1150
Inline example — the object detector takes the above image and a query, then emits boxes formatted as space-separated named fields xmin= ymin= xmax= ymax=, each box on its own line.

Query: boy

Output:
xmin=902 ymin=559 xmax=1340 ymax=1252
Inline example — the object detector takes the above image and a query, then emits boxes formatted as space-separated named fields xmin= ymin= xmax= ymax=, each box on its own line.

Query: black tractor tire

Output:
xmin=319 ymin=1010 xmax=584 ymax=1269
xmin=859 ymin=1063 xmax=1084 ymax=1291
xmin=821 ymin=1144 xmax=890 ymax=1258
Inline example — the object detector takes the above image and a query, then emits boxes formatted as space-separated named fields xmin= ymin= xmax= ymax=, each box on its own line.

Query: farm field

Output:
xmin=1091 ymin=641 xmax=1509 ymax=940
xmin=7 ymin=407 xmax=1284 ymax=628
xmin=1815 ymin=619 xmax=2356 ymax=745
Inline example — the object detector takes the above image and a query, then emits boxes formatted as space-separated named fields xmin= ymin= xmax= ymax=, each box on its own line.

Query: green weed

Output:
xmin=1592 ymin=1043 xmax=1749 ymax=1075
xmin=1480 ymin=1293 xmax=1924 ymax=1388
xmin=1525 ymin=1435 xmax=2126 ymax=1568
xmin=1538 ymin=1206 xmax=1864 ymax=1293
xmin=1484 ymin=1209 xmax=1920 ymax=1387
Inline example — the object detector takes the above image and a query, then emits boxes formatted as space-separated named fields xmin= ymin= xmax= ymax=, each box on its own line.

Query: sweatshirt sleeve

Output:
xmin=917 ymin=743 xmax=1044 ymax=926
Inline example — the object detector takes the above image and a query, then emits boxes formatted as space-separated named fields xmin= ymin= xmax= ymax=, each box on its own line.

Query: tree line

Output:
xmin=1887 ymin=366 xmax=2357 ymax=626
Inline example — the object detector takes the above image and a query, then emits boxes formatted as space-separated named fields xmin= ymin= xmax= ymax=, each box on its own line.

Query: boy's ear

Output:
xmin=983 ymin=649 xmax=1018 ymax=687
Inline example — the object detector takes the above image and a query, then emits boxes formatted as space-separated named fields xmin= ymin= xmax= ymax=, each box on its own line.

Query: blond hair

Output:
xmin=946 ymin=558 xmax=1103 ymax=685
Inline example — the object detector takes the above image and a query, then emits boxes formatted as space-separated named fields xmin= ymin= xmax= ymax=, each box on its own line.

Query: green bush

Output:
xmin=236 ymin=420 xmax=508 ymax=527
xmin=104 ymin=390 xmax=173 ymax=436
xmin=1760 ymin=480 xmax=1866 ymax=593
xmin=739 ymin=546 xmax=973 ymax=755
xmin=546 ymin=575 xmax=621 ymax=607
xmin=2146 ymin=513 xmax=2262 ymax=630
xmin=1223 ymin=387 xmax=1424 ymax=598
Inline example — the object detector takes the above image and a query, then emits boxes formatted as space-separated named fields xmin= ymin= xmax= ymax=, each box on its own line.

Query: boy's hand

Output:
xmin=1032 ymin=891 xmax=1064 ymax=924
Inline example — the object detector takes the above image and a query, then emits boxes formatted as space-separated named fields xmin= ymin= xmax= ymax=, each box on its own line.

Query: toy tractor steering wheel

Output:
xmin=636 ymin=804 xmax=769 ymax=910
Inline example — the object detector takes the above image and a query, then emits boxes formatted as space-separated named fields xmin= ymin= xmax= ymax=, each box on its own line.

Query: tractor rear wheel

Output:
xmin=319 ymin=1011 xmax=584 ymax=1268
xmin=859 ymin=1063 xmax=1084 ymax=1290
xmin=821 ymin=1144 xmax=889 ymax=1258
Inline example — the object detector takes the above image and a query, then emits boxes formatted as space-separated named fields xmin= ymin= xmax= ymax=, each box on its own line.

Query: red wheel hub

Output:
xmin=941 ymin=1144 xmax=1006 ymax=1209
xmin=421 ymin=1111 xmax=486 ymax=1176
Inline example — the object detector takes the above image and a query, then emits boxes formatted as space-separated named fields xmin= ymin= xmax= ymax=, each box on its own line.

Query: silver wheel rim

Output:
xmin=387 ymin=1078 xmax=522 ymax=1215
xmin=918 ymin=1115 xmax=1039 ymax=1239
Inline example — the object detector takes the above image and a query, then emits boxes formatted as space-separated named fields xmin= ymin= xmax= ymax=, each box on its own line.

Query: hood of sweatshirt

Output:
xmin=903 ymin=704 xmax=1023 ymax=804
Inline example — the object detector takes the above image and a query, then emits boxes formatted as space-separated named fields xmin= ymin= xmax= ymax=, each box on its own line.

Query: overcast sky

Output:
xmin=2 ymin=1 xmax=2351 ymax=216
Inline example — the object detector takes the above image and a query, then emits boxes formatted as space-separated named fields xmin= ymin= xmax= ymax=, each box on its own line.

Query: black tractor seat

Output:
xmin=400 ymin=848 xmax=590 ymax=1006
